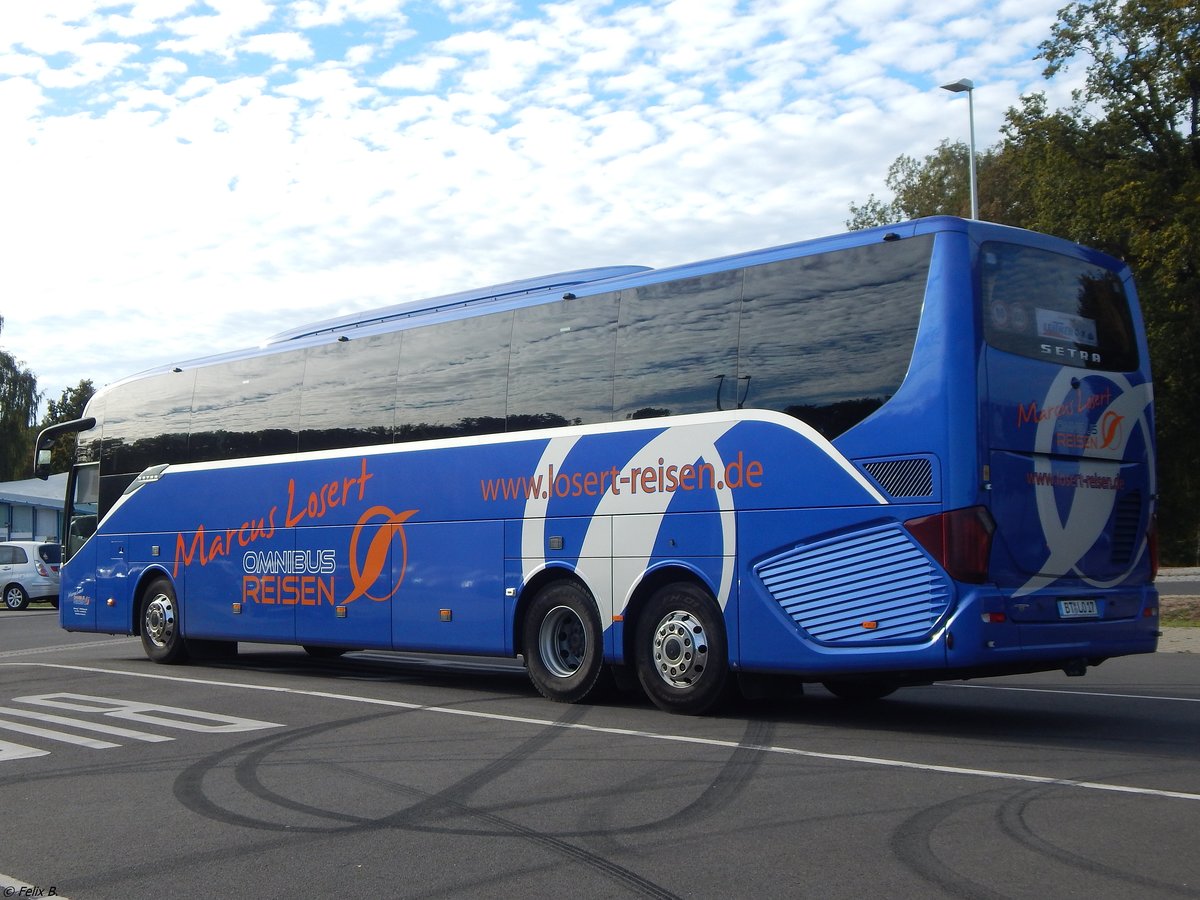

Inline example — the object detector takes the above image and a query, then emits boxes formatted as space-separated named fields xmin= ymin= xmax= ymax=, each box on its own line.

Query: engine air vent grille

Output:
xmin=861 ymin=457 xmax=934 ymax=499
xmin=755 ymin=525 xmax=951 ymax=644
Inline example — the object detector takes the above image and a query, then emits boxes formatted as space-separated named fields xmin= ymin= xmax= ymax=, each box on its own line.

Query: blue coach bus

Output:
xmin=36 ymin=217 xmax=1158 ymax=713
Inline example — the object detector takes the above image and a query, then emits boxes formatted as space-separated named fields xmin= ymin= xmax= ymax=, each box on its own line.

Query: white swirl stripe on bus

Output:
xmin=1020 ymin=372 xmax=1154 ymax=597
xmin=580 ymin=421 xmax=738 ymax=611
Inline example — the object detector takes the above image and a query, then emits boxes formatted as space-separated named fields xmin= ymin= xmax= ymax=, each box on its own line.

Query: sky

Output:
xmin=0 ymin=0 xmax=1087 ymax=406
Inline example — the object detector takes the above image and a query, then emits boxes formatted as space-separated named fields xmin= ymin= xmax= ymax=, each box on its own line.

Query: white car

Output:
xmin=0 ymin=541 xmax=61 ymax=610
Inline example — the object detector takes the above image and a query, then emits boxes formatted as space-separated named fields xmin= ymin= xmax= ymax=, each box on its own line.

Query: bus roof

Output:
xmin=265 ymin=265 xmax=651 ymax=344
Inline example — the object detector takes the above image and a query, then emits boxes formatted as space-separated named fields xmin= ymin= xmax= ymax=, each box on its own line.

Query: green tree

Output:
xmin=0 ymin=315 xmax=40 ymax=481
xmin=39 ymin=379 xmax=96 ymax=473
xmin=849 ymin=0 xmax=1200 ymax=562
xmin=847 ymin=140 xmax=980 ymax=228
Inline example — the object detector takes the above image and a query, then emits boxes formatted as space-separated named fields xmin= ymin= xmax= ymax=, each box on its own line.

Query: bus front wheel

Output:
xmin=634 ymin=582 xmax=731 ymax=715
xmin=140 ymin=578 xmax=189 ymax=664
xmin=522 ymin=580 xmax=604 ymax=704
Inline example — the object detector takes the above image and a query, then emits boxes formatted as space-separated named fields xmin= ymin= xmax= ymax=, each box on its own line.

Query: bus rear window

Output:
xmin=981 ymin=242 xmax=1138 ymax=371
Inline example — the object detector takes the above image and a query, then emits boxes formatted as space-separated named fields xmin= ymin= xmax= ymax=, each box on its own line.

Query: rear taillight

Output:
xmin=34 ymin=561 xmax=50 ymax=577
xmin=905 ymin=506 xmax=996 ymax=584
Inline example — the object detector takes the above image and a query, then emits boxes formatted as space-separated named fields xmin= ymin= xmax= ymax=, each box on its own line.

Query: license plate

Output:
xmin=1058 ymin=599 xmax=1098 ymax=618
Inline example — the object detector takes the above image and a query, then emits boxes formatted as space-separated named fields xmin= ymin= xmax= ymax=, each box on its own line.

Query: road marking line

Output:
xmin=0 ymin=706 xmax=173 ymax=743
xmin=0 ymin=639 xmax=139 ymax=659
xmin=0 ymin=716 xmax=120 ymax=749
xmin=938 ymin=683 xmax=1200 ymax=703
xmin=0 ymin=740 xmax=50 ymax=761
xmin=6 ymin=661 xmax=1200 ymax=803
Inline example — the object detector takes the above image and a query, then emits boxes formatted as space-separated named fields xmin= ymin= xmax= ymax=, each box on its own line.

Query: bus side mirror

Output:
xmin=34 ymin=448 xmax=53 ymax=481
xmin=33 ymin=416 xmax=96 ymax=481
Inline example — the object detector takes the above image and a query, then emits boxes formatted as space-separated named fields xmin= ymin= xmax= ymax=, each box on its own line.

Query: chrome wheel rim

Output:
xmin=538 ymin=605 xmax=587 ymax=678
xmin=144 ymin=592 xmax=177 ymax=649
xmin=650 ymin=610 xmax=709 ymax=688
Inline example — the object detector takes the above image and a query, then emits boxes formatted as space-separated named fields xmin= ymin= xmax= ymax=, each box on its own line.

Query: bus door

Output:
xmin=94 ymin=537 xmax=131 ymax=633
xmin=60 ymin=462 xmax=100 ymax=630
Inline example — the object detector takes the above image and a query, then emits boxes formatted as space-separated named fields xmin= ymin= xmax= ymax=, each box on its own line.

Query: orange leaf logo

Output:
xmin=344 ymin=506 xmax=418 ymax=605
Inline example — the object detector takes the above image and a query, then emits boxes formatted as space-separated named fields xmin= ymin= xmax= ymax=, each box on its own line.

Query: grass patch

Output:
xmin=1161 ymin=596 xmax=1200 ymax=627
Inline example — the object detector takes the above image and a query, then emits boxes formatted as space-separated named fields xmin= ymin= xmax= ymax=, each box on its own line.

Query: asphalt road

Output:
xmin=1159 ymin=568 xmax=1200 ymax=596
xmin=1 ymin=609 xmax=1198 ymax=899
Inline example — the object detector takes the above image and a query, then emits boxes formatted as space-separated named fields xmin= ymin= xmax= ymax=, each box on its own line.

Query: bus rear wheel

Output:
xmin=634 ymin=582 xmax=731 ymax=715
xmin=522 ymin=580 xmax=604 ymax=704
xmin=140 ymin=577 xmax=189 ymax=664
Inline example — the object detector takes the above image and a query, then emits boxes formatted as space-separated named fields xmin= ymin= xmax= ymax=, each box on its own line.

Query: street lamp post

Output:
xmin=940 ymin=77 xmax=978 ymax=220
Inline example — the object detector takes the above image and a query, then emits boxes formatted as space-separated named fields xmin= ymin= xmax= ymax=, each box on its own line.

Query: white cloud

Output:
xmin=438 ymin=0 xmax=519 ymax=26
xmin=35 ymin=40 xmax=143 ymax=90
xmin=291 ymin=0 xmax=409 ymax=29
xmin=159 ymin=0 xmax=276 ymax=58
xmin=145 ymin=56 xmax=190 ymax=88
xmin=0 ymin=75 xmax=46 ymax=127
xmin=378 ymin=56 xmax=460 ymax=91
xmin=240 ymin=31 xmax=314 ymax=62
xmin=0 ymin=52 xmax=46 ymax=78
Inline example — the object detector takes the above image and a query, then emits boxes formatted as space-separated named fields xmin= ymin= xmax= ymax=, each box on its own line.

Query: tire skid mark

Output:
xmin=173 ymin=712 xmax=388 ymax=832
xmin=583 ymin=716 xmax=775 ymax=858
xmin=174 ymin=703 xmax=682 ymax=899
xmin=997 ymin=788 xmax=1200 ymax=897
xmin=889 ymin=789 xmax=1014 ymax=900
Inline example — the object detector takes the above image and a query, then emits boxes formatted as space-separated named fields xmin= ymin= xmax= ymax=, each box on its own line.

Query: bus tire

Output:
xmin=821 ymin=680 xmax=898 ymax=702
xmin=140 ymin=577 xmax=189 ymax=664
xmin=4 ymin=584 xmax=30 ymax=611
xmin=522 ymin=580 xmax=604 ymax=704
xmin=635 ymin=581 xmax=731 ymax=715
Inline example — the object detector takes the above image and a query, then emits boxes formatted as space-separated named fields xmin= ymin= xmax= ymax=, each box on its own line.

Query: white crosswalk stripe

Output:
xmin=0 ymin=693 xmax=282 ymax=762
xmin=0 ymin=706 xmax=173 ymax=742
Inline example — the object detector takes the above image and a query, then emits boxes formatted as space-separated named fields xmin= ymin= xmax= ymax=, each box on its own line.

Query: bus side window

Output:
xmin=508 ymin=293 xmax=619 ymax=430
xmin=738 ymin=237 xmax=933 ymax=437
xmin=300 ymin=331 xmax=402 ymax=451
xmin=614 ymin=270 xmax=742 ymax=420
xmin=395 ymin=313 xmax=513 ymax=442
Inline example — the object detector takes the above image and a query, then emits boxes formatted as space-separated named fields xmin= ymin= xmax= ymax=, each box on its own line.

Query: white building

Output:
xmin=0 ymin=474 xmax=66 ymax=542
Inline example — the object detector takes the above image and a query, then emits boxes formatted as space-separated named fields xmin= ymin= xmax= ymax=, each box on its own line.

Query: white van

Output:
xmin=0 ymin=541 xmax=61 ymax=610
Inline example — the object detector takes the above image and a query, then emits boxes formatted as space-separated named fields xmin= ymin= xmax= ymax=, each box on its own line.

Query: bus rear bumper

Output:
xmin=945 ymin=583 xmax=1160 ymax=670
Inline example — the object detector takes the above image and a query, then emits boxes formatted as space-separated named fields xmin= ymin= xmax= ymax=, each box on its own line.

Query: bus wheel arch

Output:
xmin=626 ymin=571 xmax=732 ymax=715
xmin=137 ymin=574 xmax=189 ymax=664
xmin=511 ymin=564 xmax=576 ymax=657
xmin=518 ymin=573 xmax=605 ymax=704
